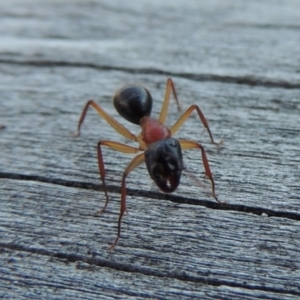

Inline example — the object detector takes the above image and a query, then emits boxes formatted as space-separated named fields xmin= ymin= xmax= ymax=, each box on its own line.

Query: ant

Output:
xmin=74 ymin=78 xmax=223 ymax=250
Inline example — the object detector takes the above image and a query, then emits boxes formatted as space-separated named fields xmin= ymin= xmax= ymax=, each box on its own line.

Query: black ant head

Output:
xmin=145 ymin=138 xmax=183 ymax=193
xmin=114 ymin=86 xmax=153 ymax=125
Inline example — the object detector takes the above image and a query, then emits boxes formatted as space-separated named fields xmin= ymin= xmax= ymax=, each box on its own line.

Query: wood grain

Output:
xmin=1 ymin=0 xmax=299 ymax=299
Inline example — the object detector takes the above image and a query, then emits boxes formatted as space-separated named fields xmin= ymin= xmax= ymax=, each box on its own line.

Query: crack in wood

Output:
xmin=1 ymin=59 xmax=300 ymax=89
xmin=0 ymin=242 xmax=299 ymax=296
xmin=1 ymin=172 xmax=300 ymax=221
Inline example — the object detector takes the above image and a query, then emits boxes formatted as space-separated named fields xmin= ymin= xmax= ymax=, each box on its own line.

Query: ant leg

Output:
xmin=74 ymin=100 xmax=137 ymax=141
xmin=170 ymin=105 xmax=223 ymax=146
xmin=158 ymin=78 xmax=181 ymax=124
xmin=109 ymin=152 xmax=145 ymax=250
xmin=97 ymin=141 xmax=141 ymax=214
xmin=179 ymin=140 xmax=225 ymax=204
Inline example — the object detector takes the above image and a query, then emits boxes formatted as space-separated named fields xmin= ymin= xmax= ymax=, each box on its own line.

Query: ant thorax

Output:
xmin=140 ymin=116 xmax=171 ymax=145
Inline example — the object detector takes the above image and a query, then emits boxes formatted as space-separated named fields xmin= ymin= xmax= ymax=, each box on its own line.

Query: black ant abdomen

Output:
xmin=113 ymin=86 xmax=153 ymax=125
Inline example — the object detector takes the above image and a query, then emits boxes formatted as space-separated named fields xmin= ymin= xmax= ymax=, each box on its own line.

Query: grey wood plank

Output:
xmin=1 ymin=179 xmax=300 ymax=299
xmin=1 ymin=250 xmax=297 ymax=300
xmin=0 ymin=65 xmax=299 ymax=212
xmin=1 ymin=0 xmax=300 ymax=299
xmin=0 ymin=0 xmax=300 ymax=84
xmin=0 ymin=54 xmax=299 ymax=300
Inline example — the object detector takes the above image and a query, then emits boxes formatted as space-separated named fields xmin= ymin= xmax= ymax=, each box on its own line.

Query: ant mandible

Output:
xmin=74 ymin=78 xmax=223 ymax=250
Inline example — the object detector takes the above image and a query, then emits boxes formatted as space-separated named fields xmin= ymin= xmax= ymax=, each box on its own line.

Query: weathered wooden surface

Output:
xmin=1 ymin=0 xmax=300 ymax=299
